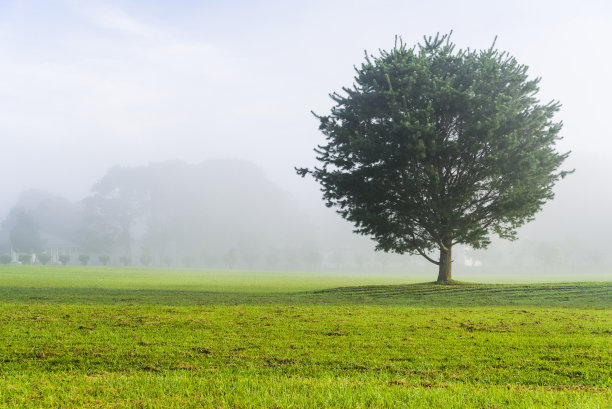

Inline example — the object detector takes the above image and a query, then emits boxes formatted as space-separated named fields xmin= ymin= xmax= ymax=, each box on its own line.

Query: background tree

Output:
xmin=78 ymin=254 xmax=90 ymax=266
xmin=0 ymin=255 xmax=11 ymax=264
xmin=1 ymin=191 xmax=81 ymax=255
xmin=18 ymin=253 xmax=31 ymax=264
xmin=298 ymin=33 xmax=571 ymax=282
xmin=98 ymin=254 xmax=110 ymax=266
xmin=81 ymin=167 xmax=148 ymax=257
xmin=59 ymin=254 xmax=70 ymax=265
xmin=4 ymin=209 xmax=44 ymax=253
xmin=38 ymin=253 xmax=52 ymax=265
xmin=77 ymin=159 xmax=310 ymax=267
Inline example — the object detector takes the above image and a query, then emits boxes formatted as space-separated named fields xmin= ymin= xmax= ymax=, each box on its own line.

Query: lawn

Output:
xmin=0 ymin=266 xmax=610 ymax=408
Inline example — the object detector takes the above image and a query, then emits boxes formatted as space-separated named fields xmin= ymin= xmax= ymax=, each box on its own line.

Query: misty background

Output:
xmin=0 ymin=0 xmax=610 ymax=280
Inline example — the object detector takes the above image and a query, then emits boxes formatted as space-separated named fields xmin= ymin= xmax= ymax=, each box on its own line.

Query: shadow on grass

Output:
xmin=1 ymin=281 xmax=610 ymax=308
xmin=425 ymin=280 xmax=473 ymax=286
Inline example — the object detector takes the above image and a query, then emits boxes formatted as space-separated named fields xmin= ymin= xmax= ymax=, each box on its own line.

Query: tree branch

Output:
xmin=415 ymin=247 xmax=440 ymax=265
xmin=409 ymin=232 xmax=440 ymax=265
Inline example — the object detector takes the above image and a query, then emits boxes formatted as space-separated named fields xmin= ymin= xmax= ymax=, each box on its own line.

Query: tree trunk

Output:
xmin=437 ymin=245 xmax=452 ymax=282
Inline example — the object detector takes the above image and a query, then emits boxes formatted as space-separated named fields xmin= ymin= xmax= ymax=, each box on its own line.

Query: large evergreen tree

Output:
xmin=297 ymin=33 xmax=571 ymax=282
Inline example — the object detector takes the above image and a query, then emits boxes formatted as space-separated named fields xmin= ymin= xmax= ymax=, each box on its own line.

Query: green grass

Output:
xmin=0 ymin=265 xmax=610 ymax=408
xmin=0 ymin=265 xmax=416 ymax=292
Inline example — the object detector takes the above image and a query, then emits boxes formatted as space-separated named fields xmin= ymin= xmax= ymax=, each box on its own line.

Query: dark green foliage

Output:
xmin=38 ymin=253 xmax=52 ymax=265
xmin=298 ymin=33 xmax=571 ymax=281
xmin=58 ymin=254 xmax=70 ymax=266
xmin=0 ymin=255 xmax=11 ymax=264
xmin=98 ymin=254 xmax=110 ymax=266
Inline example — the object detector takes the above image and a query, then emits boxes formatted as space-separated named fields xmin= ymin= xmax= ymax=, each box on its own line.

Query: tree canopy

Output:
xmin=297 ymin=33 xmax=571 ymax=282
xmin=81 ymin=160 xmax=309 ymax=263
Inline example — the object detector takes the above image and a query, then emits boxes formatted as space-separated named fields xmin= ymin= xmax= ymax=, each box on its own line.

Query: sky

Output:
xmin=0 ymin=0 xmax=611 ymax=223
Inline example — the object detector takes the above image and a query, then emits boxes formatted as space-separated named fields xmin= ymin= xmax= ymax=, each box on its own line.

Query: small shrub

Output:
xmin=38 ymin=253 xmax=52 ymax=265
xmin=59 ymin=254 xmax=70 ymax=265
xmin=79 ymin=254 xmax=90 ymax=266
xmin=119 ymin=255 xmax=132 ymax=266
xmin=98 ymin=254 xmax=110 ymax=266
xmin=18 ymin=253 xmax=31 ymax=264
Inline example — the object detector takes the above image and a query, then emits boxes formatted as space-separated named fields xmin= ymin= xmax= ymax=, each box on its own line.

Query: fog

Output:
xmin=0 ymin=0 xmax=610 ymax=280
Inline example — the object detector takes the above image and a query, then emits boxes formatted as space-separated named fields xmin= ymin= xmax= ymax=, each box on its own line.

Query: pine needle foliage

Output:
xmin=297 ymin=33 xmax=571 ymax=281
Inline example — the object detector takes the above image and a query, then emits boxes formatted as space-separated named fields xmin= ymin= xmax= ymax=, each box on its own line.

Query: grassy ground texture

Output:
xmin=0 ymin=266 xmax=610 ymax=408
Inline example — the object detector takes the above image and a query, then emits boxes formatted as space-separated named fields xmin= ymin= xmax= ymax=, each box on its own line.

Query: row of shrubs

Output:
xmin=0 ymin=253 xmax=174 ymax=267
xmin=0 ymin=253 xmax=89 ymax=265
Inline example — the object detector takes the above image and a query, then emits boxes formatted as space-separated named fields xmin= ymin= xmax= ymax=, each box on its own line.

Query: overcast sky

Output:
xmin=1 ymin=0 xmax=611 ymax=219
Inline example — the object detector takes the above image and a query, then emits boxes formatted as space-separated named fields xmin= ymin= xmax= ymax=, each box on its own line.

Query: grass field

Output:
xmin=0 ymin=266 xmax=610 ymax=408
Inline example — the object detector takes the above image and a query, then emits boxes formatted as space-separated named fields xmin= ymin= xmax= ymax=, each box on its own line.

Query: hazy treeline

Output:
xmin=0 ymin=157 xmax=610 ymax=275
xmin=0 ymin=159 xmax=383 ymax=269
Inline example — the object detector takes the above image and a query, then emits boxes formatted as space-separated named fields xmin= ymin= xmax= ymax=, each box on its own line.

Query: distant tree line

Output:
xmin=0 ymin=159 xmax=607 ymax=271
xmin=0 ymin=160 xmax=388 ymax=269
